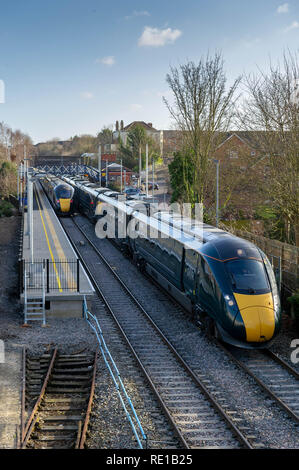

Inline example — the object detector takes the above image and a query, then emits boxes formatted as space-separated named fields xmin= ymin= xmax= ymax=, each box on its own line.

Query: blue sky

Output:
xmin=0 ymin=0 xmax=298 ymax=143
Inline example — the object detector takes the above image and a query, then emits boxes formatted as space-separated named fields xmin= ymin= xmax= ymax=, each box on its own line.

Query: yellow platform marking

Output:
xmin=35 ymin=185 xmax=76 ymax=292
xmin=34 ymin=186 xmax=63 ymax=292
xmin=234 ymin=293 xmax=275 ymax=342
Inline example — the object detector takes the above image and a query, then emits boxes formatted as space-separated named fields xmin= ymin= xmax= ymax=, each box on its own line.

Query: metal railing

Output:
xmin=34 ymin=163 xmax=102 ymax=181
xmin=19 ymin=258 xmax=81 ymax=293
xmin=82 ymin=296 xmax=147 ymax=449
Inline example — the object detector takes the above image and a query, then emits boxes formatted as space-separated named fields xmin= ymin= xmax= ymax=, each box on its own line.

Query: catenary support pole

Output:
xmin=145 ymin=143 xmax=148 ymax=197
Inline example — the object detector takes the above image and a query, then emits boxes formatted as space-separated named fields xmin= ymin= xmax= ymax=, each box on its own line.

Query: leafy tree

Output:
xmin=97 ymin=126 xmax=113 ymax=145
xmin=168 ymin=150 xmax=195 ymax=204
xmin=119 ymin=124 xmax=147 ymax=170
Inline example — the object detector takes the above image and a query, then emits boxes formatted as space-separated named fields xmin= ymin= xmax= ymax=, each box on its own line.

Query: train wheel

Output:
xmin=138 ymin=258 xmax=146 ymax=273
xmin=214 ymin=323 xmax=220 ymax=340
xmin=203 ymin=316 xmax=214 ymax=337
xmin=192 ymin=305 xmax=202 ymax=328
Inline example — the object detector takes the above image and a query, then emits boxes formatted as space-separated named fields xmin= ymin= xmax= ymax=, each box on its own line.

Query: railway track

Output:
xmin=217 ymin=343 xmax=299 ymax=424
xmin=61 ymin=215 xmax=261 ymax=449
xmin=21 ymin=348 xmax=96 ymax=449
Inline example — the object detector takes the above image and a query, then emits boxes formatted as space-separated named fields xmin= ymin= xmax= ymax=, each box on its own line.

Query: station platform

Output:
xmin=20 ymin=180 xmax=94 ymax=319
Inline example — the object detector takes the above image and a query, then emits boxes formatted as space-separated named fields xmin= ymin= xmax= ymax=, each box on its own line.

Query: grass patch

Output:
xmin=221 ymin=219 xmax=251 ymax=231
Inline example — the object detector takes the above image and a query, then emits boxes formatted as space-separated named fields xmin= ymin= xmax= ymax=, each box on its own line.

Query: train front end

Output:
xmin=206 ymin=238 xmax=281 ymax=349
xmin=54 ymin=183 xmax=74 ymax=215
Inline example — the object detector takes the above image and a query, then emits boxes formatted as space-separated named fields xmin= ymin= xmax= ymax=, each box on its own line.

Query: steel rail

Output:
xmin=63 ymin=216 xmax=254 ymax=449
xmin=264 ymin=349 xmax=299 ymax=380
xmin=21 ymin=346 xmax=26 ymax=445
xmin=216 ymin=341 xmax=299 ymax=424
xmin=79 ymin=352 xmax=97 ymax=449
xmin=21 ymin=348 xmax=58 ymax=448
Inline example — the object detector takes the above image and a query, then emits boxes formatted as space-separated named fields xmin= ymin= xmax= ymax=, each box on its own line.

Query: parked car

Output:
xmin=123 ymin=187 xmax=141 ymax=196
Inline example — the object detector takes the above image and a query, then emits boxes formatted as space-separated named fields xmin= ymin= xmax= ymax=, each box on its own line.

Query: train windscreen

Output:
xmin=55 ymin=184 xmax=73 ymax=199
xmin=225 ymin=259 xmax=270 ymax=295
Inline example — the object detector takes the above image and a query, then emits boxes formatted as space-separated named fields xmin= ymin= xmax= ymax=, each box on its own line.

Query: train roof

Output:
xmin=151 ymin=211 xmax=262 ymax=261
xmin=59 ymin=175 xmax=263 ymax=262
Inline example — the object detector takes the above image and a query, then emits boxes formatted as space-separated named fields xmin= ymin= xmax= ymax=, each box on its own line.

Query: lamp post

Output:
xmin=120 ymin=158 xmax=123 ymax=193
xmin=28 ymin=175 xmax=34 ymax=264
xmin=139 ymin=146 xmax=142 ymax=188
xmin=98 ymin=145 xmax=102 ymax=186
xmin=24 ymin=158 xmax=30 ymax=235
xmin=212 ymin=159 xmax=220 ymax=227
xmin=152 ymin=158 xmax=155 ymax=198
xmin=145 ymin=143 xmax=148 ymax=197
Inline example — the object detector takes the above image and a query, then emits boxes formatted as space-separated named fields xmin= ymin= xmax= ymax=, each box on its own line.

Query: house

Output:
xmin=214 ymin=132 xmax=258 ymax=162
xmin=104 ymin=163 xmax=133 ymax=185
xmin=113 ymin=120 xmax=163 ymax=156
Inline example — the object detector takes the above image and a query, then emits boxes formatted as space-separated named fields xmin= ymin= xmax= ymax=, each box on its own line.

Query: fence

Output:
xmin=19 ymin=258 xmax=81 ymax=293
xmin=234 ymin=230 xmax=299 ymax=294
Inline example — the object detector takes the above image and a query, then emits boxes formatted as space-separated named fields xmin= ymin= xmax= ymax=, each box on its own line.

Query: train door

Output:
xmin=182 ymin=249 xmax=198 ymax=302
xmin=197 ymin=257 xmax=218 ymax=316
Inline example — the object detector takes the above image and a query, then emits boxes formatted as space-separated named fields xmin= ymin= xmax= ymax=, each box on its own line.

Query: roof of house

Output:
xmin=122 ymin=121 xmax=159 ymax=132
xmin=216 ymin=131 xmax=272 ymax=150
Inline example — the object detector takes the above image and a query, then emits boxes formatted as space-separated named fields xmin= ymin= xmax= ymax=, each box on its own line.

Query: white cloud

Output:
xmin=95 ymin=56 xmax=115 ymax=66
xmin=81 ymin=91 xmax=94 ymax=100
xmin=277 ymin=3 xmax=289 ymax=13
xmin=130 ymin=104 xmax=142 ymax=111
xmin=138 ymin=26 xmax=182 ymax=47
xmin=125 ymin=10 xmax=150 ymax=20
xmin=284 ymin=20 xmax=299 ymax=32
xmin=243 ymin=37 xmax=261 ymax=48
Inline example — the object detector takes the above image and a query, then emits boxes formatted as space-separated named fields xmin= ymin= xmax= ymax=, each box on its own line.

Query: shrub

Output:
xmin=287 ymin=291 xmax=299 ymax=319
xmin=0 ymin=200 xmax=14 ymax=217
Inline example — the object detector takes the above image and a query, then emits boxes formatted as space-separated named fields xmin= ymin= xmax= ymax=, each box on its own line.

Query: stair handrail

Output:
xmin=42 ymin=265 xmax=46 ymax=326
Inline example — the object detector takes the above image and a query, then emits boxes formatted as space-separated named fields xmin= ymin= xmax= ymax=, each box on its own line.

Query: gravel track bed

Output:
xmin=225 ymin=347 xmax=299 ymax=421
xmin=73 ymin=214 xmax=299 ymax=449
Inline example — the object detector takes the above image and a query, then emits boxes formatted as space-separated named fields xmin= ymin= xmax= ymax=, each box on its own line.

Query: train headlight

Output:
xmin=224 ymin=295 xmax=236 ymax=307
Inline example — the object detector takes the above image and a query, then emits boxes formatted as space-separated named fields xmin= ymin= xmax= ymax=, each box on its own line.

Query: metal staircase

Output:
xmin=24 ymin=267 xmax=46 ymax=326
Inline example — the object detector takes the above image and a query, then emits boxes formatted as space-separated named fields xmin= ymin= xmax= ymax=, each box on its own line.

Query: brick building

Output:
xmin=113 ymin=120 xmax=163 ymax=156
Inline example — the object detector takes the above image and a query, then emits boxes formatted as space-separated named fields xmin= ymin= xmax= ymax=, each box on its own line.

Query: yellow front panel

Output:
xmin=234 ymin=293 xmax=275 ymax=342
xmin=59 ymin=198 xmax=71 ymax=212
xmin=234 ymin=293 xmax=273 ymax=310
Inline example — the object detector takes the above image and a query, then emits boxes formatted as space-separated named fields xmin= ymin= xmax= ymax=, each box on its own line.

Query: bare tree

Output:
xmin=0 ymin=122 xmax=34 ymax=163
xmin=239 ymin=51 xmax=299 ymax=244
xmin=163 ymin=52 xmax=241 ymax=204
